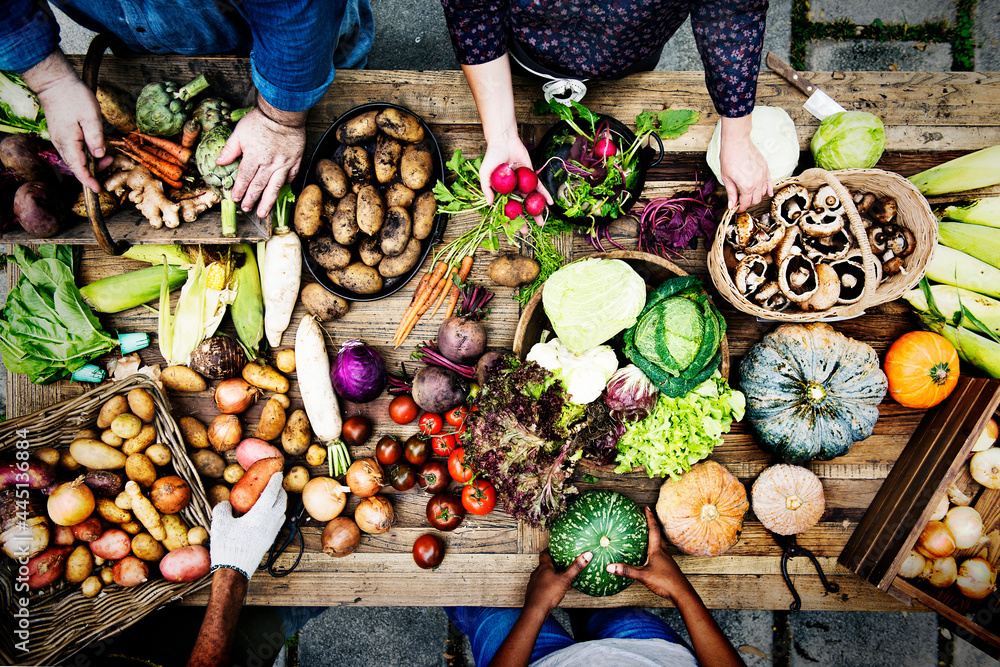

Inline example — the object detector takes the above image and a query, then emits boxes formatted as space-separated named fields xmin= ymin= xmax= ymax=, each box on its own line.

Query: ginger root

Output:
xmin=178 ymin=188 xmax=221 ymax=222
xmin=103 ymin=154 xmax=180 ymax=229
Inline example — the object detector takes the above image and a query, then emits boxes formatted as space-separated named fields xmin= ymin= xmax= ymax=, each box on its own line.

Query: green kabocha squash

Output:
xmin=739 ymin=323 xmax=886 ymax=464
xmin=549 ymin=490 xmax=648 ymax=597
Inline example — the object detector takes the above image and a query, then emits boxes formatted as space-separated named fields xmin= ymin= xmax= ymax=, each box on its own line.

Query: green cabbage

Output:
xmin=542 ymin=258 xmax=646 ymax=353
xmin=811 ymin=111 xmax=886 ymax=170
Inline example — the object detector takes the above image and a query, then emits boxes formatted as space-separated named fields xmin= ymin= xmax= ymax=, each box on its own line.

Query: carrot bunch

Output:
xmin=393 ymin=255 xmax=474 ymax=348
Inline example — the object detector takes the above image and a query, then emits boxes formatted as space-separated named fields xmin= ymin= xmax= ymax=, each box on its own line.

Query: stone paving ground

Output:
xmin=35 ymin=1 xmax=1000 ymax=665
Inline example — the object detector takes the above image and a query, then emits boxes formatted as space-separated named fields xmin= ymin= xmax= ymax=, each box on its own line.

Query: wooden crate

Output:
xmin=839 ymin=377 xmax=1000 ymax=654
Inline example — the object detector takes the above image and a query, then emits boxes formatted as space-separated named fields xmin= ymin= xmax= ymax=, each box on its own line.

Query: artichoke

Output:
xmin=136 ymin=73 xmax=210 ymax=137
xmin=192 ymin=97 xmax=232 ymax=133
xmin=196 ymin=124 xmax=240 ymax=236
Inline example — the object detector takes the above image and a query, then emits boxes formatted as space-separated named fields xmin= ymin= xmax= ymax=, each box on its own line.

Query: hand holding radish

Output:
xmin=480 ymin=141 xmax=553 ymax=225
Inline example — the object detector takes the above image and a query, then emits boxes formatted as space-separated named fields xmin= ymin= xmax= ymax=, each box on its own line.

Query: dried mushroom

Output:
xmin=778 ymin=255 xmax=818 ymax=303
xmin=735 ymin=255 xmax=771 ymax=295
xmin=801 ymin=264 xmax=840 ymax=312
xmin=771 ymin=185 xmax=811 ymax=226
xmin=803 ymin=228 xmax=852 ymax=261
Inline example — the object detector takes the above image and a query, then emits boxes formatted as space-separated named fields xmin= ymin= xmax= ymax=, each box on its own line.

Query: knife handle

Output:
xmin=765 ymin=52 xmax=816 ymax=97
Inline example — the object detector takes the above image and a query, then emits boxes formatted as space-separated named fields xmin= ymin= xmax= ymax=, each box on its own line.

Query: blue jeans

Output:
xmin=445 ymin=606 xmax=689 ymax=666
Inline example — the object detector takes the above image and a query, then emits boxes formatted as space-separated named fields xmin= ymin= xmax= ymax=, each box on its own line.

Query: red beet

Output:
xmin=490 ymin=164 xmax=516 ymax=194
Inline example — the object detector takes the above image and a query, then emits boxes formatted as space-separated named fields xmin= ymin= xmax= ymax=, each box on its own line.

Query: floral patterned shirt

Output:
xmin=439 ymin=0 xmax=768 ymax=117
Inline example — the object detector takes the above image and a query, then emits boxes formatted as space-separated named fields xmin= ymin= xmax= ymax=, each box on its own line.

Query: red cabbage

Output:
xmin=331 ymin=340 xmax=386 ymax=403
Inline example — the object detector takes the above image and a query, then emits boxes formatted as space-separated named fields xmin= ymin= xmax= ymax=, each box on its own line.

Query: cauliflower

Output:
xmin=526 ymin=338 xmax=618 ymax=404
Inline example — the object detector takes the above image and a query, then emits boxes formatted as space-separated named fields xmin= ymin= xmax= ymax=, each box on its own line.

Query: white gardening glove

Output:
xmin=209 ymin=473 xmax=287 ymax=581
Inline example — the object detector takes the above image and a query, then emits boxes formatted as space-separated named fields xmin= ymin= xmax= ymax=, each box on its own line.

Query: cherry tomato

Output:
xmin=341 ymin=415 xmax=373 ymax=447
xmin=426 ymin=493 xmax=465 ymax=531
xmin=445 ymin=406 xmax=468 ymax=427
xmin=462 ymin=479 xmax=497 ymax=515
xmin=431 ymin=433 xmax=456 ymax=457
xmin=375 ymin=436 xmax=403 ymax=466
xmin=412 ymin=533 xmax=445 ymax=569
xmin=448 ymin=448 xmax=475 ymax=483
xmin=452 ymin=421 xmax=467 ymax=437
xmin=389 ymin=463 xmax=417 ymax=491
xmin=418 ymin=461 xmax=450 ymax=494
xmin=389 ymin=395 xmax=419 ymax=424
xmin=404 ymin=435 xmax=430 ymax=466
xmin=418 ymin=413 xmax=443 ymax=435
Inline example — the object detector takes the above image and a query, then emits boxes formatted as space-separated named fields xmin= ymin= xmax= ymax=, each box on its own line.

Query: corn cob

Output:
xmin=925 ymin=244 xmax=1000 ymax=299
xmin=941 ymin=198 xmax=1000 ymax=228
xmin=910 ymin=145 xmax=1000 ymax=195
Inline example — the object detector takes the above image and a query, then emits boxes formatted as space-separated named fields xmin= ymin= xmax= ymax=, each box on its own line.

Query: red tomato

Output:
xmin=431 ymin=433 xmax=456 ymax=456
xmin=412 ymin=533 xmax=445 ymax=569
xmin=462 ymin=479 xmax=497 ymax=515
xmin=448 ymin=448 xmax=475 ymax=483
xmin=375 ymin=436 xmax=403 ymax=466
xmin=426 ymin=493 xmax=465 ymax=531
xmin=418 ymin=461 xmax=450 ymax=494
xmin=418 ymin=413 xmax=443 ymax=435
xmin=389 ymin=395 xmax=419 ymax=424
xmin=445 ymin=406 xmax=468 ymax=427
xmin=452 ymin=421 xmax=467 ymax=437
xmin=405 ymin=435 xmax=430 ymax=466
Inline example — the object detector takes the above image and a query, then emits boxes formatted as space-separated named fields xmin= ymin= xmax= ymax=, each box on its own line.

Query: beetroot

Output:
xmin=490 ymin=164 xmax=516 ymax=194
xmin=504 ymin=200 xmax=523 ymax=220
xmin=438 ymin=316 xmax=486 ymax=364
xmin=524 ymin=192 xmax=546 ymax=216
xmin=515 ymin=166 xmax=538 ymax=193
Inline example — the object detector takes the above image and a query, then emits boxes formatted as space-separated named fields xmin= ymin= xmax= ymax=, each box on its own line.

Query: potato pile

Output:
xmin=6 ymin=388 xmax=211 ymax=598
xmin=296 ymin=107 xmax=438 ymax=295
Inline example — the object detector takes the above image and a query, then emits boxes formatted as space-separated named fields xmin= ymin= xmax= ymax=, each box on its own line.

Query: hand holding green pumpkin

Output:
xmin=524 ymin=550 xmax=592 ymax=614
xmin=606 ymin=507 xmax=692 ymax=603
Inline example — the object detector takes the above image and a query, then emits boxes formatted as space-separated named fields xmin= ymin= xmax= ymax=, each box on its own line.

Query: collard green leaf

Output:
xmin=652 ymin=110 xmax=699 ymax=140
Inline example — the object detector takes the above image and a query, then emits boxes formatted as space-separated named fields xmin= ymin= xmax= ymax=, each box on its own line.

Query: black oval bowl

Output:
xmin=303 ymin=103 xmax=446 ymax=302
xmin=531 ymin=113 xmax=663 ymax=228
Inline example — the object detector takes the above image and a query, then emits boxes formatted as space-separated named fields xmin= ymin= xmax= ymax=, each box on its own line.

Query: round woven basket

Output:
xmin=707 ymin=167 xmax=937 ymax=321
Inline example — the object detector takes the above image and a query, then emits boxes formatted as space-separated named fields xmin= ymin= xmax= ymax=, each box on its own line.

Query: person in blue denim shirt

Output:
xmin=448 ymin=507 xmax=746 ymax=666
xmin=0 ymin=0 xmax=373 ymax=217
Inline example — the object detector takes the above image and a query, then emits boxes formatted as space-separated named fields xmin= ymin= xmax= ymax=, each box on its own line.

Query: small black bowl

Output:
xmin=302 ymin=103 xmax=446 ymax=302
xmin=531 ymin=113 xmax=663 ymax=227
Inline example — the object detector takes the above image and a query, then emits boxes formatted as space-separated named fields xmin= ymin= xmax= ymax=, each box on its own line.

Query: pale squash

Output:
xmin=751 ymin=464 xmax=826 ymax=535
xmin=656 ymin=460 xmax=748 ymax=557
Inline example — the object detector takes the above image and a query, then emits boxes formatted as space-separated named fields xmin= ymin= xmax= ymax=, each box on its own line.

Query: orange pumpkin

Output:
xmin=655 ymin=460 xmax=748 ymax=557
xmin=884 ymin=331 xmax=959 ymax=409
xmin=752 ymin=464 xmax=825 ymax=535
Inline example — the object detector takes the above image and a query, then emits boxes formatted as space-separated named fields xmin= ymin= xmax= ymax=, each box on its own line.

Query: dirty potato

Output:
xmin=358 ymin=234 xmax=384 ymax=267
xmin=374 ymin=135 xmax=402 ymax=184
xmin=330 ymin=193 xmax=359 ymax=246
xmin=488 ymin=254 xmax=541 ymax=287
xmin=386 ymin=182 xmax=415 ymax=208
xmin=327 ymin=262 xmax=384 ymax=295
xmin=375 ymin=108 xmax=425 ymax=143
xmin=293 ymin=184 xmax=324 ymax=237
xmin=308 ymin=236 xmax=351 ymax=271
xmin=336 ymin=110 xmax=378 ymax=145
xmin=356 ymin=185 xmax=386 ymax=236
xmin=300 ymin=283 xmax=350 ymax=321
xmin=379 ymin=237 xmax=422 ymax=278
xmin=315 ymin=159 xmax=348 ymax=198
xmin=380 ymin=206 xmax=412 ymax=257
xmin=342 ymin=146 xmax=373 ymax=187
xmin=411 ymin=190 xmax=437 ymax=240
xmin=72 ymin=190 xmax=118 ymax=218
xmin=400 ymin=144 xmax=433 ymax=190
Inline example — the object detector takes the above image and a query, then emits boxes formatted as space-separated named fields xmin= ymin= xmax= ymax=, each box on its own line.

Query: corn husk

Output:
xmin=924 ymin=319 xmax=1000 ymax=378
xmin=158 ymin=250 xmax=235 ymax=365
xmin=941 ymin=198 xmax=1000 ymax=228
xmin=231 ymin=244 xmax=264 ymax=358
xmin=938 ymin=222 xmax=1000 ymax=269
xmin=904 ymin=285 xmax=1000 ymax=338
xmin=925 ymin=245 xmax=1000 ymax=299
xmin=910 ymin=145 xmax=1000 ymax=195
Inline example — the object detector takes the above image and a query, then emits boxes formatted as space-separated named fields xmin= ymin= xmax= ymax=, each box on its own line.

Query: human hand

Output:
xmin=523 ymin=550 xmax=591 ymax=614
xmin=216 ymin=105 xmax=305 ymax=218
xmin=24 ymin=51 xmax=110 ymax=193
xmin=718 ymin=114 xmax=772 ymax=212
xmin=209 ymin=473 xmax=287 ymax=581
xmin=479 ymin=138 xmax=553 ymax=227
xmin=607 ymin=507 xmax=693 ymax=602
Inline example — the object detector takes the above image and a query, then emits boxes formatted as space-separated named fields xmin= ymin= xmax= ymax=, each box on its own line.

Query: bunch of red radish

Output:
xmin=490 ymin=164 xmax=547 ymax=220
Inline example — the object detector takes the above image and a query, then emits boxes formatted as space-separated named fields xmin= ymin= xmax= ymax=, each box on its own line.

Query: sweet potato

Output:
xmin=26 ymin=546 xmax=72 ymax=590
xmin=294 ymin=184 xmax=324 ymax=238
xmin=230 ymin=457 xmax=283 ymax=515
xmin=14 ymin=182 xmax=61 ymax=238
xmin=159 ymin=545 xmax=211 ymax=582
xmin=254 ymin=398 xmax=287 ymax=441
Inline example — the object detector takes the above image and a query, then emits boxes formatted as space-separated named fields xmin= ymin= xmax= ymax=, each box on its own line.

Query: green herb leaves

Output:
xmin=635 ymin=109 xmax=700 ymax=141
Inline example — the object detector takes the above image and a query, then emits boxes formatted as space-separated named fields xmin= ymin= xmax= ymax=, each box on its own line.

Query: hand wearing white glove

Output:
xmin=209 ymin=473 xmax=287 ymax=581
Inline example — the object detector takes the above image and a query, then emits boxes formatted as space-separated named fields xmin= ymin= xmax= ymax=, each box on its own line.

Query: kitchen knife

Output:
xmin=765 ymin=53 xmax=847 ymax=120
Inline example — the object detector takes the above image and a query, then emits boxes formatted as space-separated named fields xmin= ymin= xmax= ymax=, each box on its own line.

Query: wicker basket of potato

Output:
xmin=0 ymin=375 xmax=212 ymax=666
xmin=301 ymin=103 xmax=445 ymax=302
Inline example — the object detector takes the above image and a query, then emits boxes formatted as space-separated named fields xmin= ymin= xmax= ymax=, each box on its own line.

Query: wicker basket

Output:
xmin=0 ymin=375 xmax=212 ymax=666
xmin=707 ymin=167 xmax=937 ymax=321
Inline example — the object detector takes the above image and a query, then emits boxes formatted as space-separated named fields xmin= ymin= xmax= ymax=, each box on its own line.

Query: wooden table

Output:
xmin=7 ymin=60 xmax=1000 ymax=611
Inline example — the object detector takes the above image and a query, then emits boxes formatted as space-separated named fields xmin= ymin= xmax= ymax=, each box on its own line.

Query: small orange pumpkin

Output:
xmin=752 ymin=464 xmax=825 ymax=535
xmin=656 ymin=460 xmax=748 ymax=557
xmin=884 ymin=331 xmax=959 ymax=409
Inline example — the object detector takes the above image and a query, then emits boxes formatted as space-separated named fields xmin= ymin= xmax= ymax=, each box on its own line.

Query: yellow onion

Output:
xmin=928 ymin=495 xmax=949 ymax=522
xmin=944 ymin=506 xmax=984 ymax=549
xmin=970 ymin=448 xmax=1000 ymax=489
xmin=899 ymin=550 xmax=926 ymax=579
xmin=956 ymin=558 xmax=997 ymax=599
xmin=47 ymin=476 xmax=95 ymax=526
xmin=208 ymin=414 xmax=242 ymax=452
xmin=322 ymin=517 xmax=361 ymax=558
xmin=214 ymin=378 xmax=259 ymax=414
xmin=922 ymin=556 xmax=958 ymax=588
xmin=302 ymin=477 xmax=351 ymax=522
xmin=346 ymin=458 xmax=384 ymax=498
xmin=355 ymin=495 xmax=394 ymax=534
xmin=916 ymin=520 xmax=956 ymax=559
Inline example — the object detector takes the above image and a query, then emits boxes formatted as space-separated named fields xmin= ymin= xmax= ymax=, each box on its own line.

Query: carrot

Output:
xmin=137 ymin=142 xmax=185 ymax=168
xmin=181 ymin=120 xmax=201 ymax=150
xmin=429 ymin=266 xmax=458 ymax=318
xmin=110 ymin=145 xmax=184 ymax=189
xmin=394 ymin=262 xmax=447 ymax=347
xmin=443 ymin=255 xmax=475 ymax=319
xmin=133 ymin=132 xmax=193 ymax=165
xmin=392 ymin=270 xmax=434 ymax=346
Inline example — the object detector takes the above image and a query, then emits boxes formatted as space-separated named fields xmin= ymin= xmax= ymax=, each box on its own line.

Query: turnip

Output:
xmin=490 ymin=163 xmax=516 ymax=194
xmin=504 ymin=200 xmax=524 ymax=220
xmin=516 ymin=166 xmax=538 ymax=193
xmin=524 ymin=192 xmax=547 ymax=216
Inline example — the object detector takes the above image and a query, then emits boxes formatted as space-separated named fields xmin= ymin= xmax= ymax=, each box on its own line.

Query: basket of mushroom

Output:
xmin=708 ymin=167 xmax=937 ymax=321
